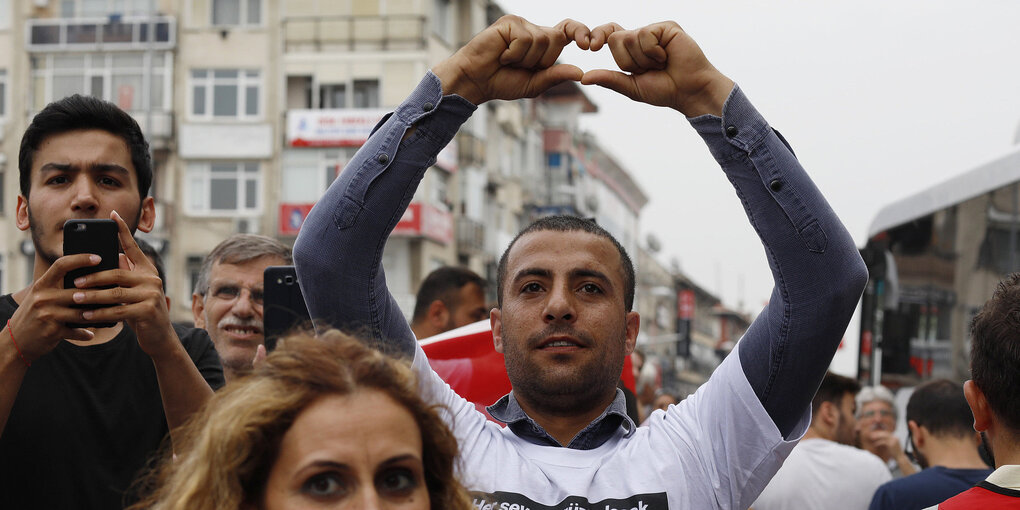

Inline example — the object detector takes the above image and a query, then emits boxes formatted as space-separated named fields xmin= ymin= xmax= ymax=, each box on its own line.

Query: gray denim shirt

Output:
xmin=294 ymin=71 xmax=867 ymax=450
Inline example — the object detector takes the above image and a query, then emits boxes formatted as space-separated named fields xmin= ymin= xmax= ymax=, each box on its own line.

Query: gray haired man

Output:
xmin=192 ymin=234 xmax=291 ymax=381
xmin=857 ymin=385 xmax=917 ymax=477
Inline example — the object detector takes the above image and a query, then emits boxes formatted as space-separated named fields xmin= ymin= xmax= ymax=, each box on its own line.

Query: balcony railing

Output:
xmin=283 ymin=15 xmax=427 ymax=52
xmin=26 ymin=15 xmax=176 ymax=52
xmin=456 ymin=216 xmax=486 ymax=254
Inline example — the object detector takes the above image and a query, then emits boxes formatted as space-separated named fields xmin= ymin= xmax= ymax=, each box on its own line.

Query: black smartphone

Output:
xmin=263 ymin=265 xmax=311 ymax=352
xmin=63 ymin=219 xmax=119 ymax=329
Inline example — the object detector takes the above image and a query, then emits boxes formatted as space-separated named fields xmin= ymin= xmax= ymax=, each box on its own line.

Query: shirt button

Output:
xmin=725 ymin=125 xmax=738 ymax=137
xmin=377 ymin=154 xmax=389 ymax=164
xmin=769 ymin=179 xmax=782 ymax=192
xmin=422 ymin=102 xmax=434 ymax=111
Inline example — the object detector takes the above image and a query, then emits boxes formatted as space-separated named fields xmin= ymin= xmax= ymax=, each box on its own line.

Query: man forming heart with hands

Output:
xmin=296 ymin=15 xmax=866 ymax=510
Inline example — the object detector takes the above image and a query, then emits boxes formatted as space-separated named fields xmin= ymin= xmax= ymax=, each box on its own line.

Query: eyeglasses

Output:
xmin=860 ymin=409 xmax=895 ymax=419
xmin=206 ymin=283 xmax=265 ymax=308
xmin=904 ymin=428 xmax=918 ymax=464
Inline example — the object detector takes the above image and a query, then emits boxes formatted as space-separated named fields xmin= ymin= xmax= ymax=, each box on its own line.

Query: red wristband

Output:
xmin=7 ymin=319 xmax=30 ymax=368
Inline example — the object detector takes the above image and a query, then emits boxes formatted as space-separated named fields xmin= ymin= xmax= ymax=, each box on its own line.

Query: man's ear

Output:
xmin=15 ymin=195 xmax=30 ymax=232
xmin=191 ymin=293 xmax=207 ymax=329
xmin=819 ymin=401 xmax=838 ymax=427
xmin=907 ymin=420 xmax=924 ymax=450
xmin=426 ymin=300 xmax=449 ymax=329
xmin=135 ymin=196 xmax=156 ymax=233
xmin=491 ymin=308 xmax=504 ymax=354
xmin=624 ymin=311 xmax=640 ymax=355
xmin=964 ymin=380 xmax=992 ymax=432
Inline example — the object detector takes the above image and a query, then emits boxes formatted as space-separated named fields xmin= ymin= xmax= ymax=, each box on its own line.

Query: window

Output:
xmin=186 ymin=162 xmax=261 ymax=215
xmin=60 ymin=0 xmax=156 ymax=17
xmin=317 ymin=80 xmax=378 ymax=109
xmin=352 ymin=79 xmax=379 ymax=108
xmin=186 ymin=255 xmax=203 ymax=297
xmin=430 ymin=171 xmax=449 ymax=210
xmin=190 ymin=69 xmax=261 ymax=120
xmin=281 ymin=150 xmax=346 ymax=203
xmin=212 ymin=0 xmax=262 ymax=26
xmin=319 ymin=84 xmax=346 ymax=109
xmin=287 ymin=77 xmax=380 ymax=110
xmin=31 ymin=53 xmax=171 ymax=111
xmin=432 ymin=0 xmax=453 ymax=42
xmin=0 ymin=70 xmax=6 ymax=118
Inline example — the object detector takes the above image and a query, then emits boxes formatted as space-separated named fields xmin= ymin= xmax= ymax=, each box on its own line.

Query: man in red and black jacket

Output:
xmin=930 ymin=274 xmax=1020 ymax=509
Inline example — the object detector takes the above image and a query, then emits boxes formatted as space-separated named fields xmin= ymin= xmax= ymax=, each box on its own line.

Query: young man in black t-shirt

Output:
xmin=0 ymin=95 xmax=224 ymax=509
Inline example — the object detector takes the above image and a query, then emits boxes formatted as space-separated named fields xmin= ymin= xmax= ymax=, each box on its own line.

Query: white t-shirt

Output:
xmin=413 ymin=342 xmax=809 ymax=509
xmin=752 ymin=437 xmax=893 ymax=510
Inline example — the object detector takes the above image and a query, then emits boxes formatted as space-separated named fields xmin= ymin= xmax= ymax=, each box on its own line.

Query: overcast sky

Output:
xmin=500 ymin=1 xmax=1020 ymax=371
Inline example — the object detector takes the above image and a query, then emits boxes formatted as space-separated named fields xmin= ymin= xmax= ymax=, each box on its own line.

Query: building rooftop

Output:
xmin=869 ymin=144 xmax=1020 ymax=238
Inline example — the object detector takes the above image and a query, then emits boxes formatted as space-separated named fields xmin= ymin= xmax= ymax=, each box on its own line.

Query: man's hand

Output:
xmin=432 ymin=15 xmax=591 ymax=105
xmin=864 ymin=428 xmax=901 ymax=458
xmin=70 ymin=211 xmax=177 ymax=359
xmin=6 ymin=255 xmax=101 ymax=362
xmin=581 ymin=21 xmax=734 ymax=117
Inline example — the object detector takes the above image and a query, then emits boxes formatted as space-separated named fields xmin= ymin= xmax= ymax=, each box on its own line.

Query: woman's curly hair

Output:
xmin=129 ymin=329 xmax=473 ymax=510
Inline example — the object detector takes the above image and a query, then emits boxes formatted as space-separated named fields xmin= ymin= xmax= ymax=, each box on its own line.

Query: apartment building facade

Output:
xmin=0 ymin=0 xmax=654 ymax=329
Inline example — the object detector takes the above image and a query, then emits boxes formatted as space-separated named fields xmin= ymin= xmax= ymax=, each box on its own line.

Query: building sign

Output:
xmin=278 ymin=203 xmax=314 ymax=236
xmin=117 ymin=85 xmax=133 ymax=110
xmin=286 ymin=109 xmax=389 ymax=147
xmin=676 ymin=289 xmax=695 ymax=358
xmin=678 ymin=290 xmax=695 ymax=319
xmin=392 ymin=202 xmax=453 ymax=245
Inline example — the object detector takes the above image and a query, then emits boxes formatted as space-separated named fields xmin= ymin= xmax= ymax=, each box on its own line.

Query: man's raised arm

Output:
xmin=583 ymin=22 xmax=868 ymax=437
xmin=294 ymin=17 xmax=591 ymax=354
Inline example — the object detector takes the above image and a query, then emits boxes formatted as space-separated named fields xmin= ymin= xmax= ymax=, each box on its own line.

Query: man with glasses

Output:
xmin=192 ymin=234 xmax=292 ymax=382
xmin=869 ymin=379 xmax=991 ymax=510
xmin=754 ymin=372 xmax=892 ymax=510
xmin=858 ymin=385 xmax=918 ymax=477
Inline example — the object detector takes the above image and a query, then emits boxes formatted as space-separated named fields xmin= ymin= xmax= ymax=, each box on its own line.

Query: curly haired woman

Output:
xmin=130 ymin=329 xmax=473 ymax=510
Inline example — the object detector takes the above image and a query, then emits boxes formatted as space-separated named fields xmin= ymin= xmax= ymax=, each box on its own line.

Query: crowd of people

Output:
xmin=0 ymin=13 xmax=1017 ymax=510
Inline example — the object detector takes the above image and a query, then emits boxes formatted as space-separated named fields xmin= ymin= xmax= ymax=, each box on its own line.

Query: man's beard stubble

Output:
xmin=27 ymin=205 xmax=142 ymax=266
xmin=502 ymin=323 xmax=627 ymax=417
xmin=979 ymin=431 xmax=995 ymax=467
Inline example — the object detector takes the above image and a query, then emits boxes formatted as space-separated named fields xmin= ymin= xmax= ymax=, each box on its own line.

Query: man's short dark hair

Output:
xmin=19 ymin=94 xmax=152 ymax=199
xmin=970 ymin=272 xmax=1020 ymax=432
xmin=135 ymin=237 xmax=166 ymax=293
xmin=496 ymin=215 xmax=636 ymax=311
xmin=412 ymin=266 xmax=485 ymax=322
xmin=811 ymin=371 xmax=861 ymax=417
xmin=906 ymin=379 xmax=974 ymax=439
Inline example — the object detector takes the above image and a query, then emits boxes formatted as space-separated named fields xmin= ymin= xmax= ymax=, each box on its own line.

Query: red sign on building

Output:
xmin=392 ymin=202 xmax=453 ymax=245
xmin=278 ymin=203 xmax=314 ymax=236
xmin=678 ymin=289 xmax=695 ymax=320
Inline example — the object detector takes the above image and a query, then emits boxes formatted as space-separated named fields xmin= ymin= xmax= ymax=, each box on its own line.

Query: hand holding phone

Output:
xmin=263 ymin=266 xmax=311 ymax=352
xmin=63 ymin=219 xmax=120 ymax=328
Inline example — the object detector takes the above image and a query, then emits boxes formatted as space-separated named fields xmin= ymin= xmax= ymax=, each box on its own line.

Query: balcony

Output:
xmin=456 ymin=216 xmax=486 ymax=255
xmin=27 ymin=15 xmax=175 ymax=52
xmin=283 ymin=15 xmax=426 ymax=52
xmin=130 ymin=111 xmax=173 ymax=146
